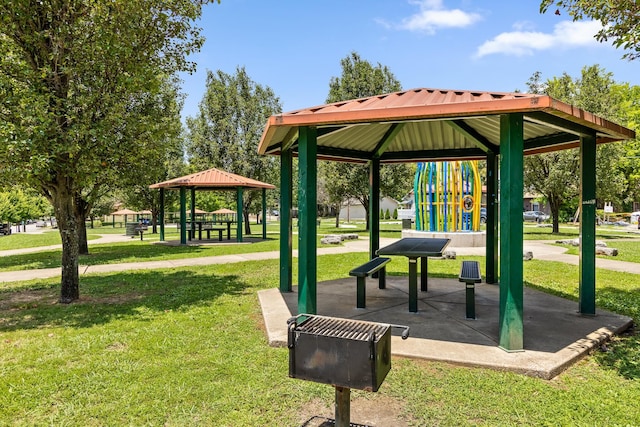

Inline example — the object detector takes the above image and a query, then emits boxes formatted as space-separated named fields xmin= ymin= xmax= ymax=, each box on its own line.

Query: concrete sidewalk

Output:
xmin=2 ymin=236 xmax=640 ymax=282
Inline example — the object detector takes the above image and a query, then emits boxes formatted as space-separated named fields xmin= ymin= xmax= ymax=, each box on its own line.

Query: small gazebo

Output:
xmin=257 ymin=87 xmax=635 ymax=352
xmin=149 ymin=168 xmax=275 ymax=244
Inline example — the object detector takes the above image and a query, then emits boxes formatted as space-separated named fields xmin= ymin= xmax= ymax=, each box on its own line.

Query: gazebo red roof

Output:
xmin=149 ymin=168 xmax=275 ymax=190
xmin=258 ymin=87 xmax=635 ymax=163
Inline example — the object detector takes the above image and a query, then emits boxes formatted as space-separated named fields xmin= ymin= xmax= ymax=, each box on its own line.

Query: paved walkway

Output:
xmin=2 ymin=233 xmax=640 ymax=282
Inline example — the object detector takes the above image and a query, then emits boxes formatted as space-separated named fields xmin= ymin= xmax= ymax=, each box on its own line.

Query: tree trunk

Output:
xmin=243 ymin=206 xmax=251 ymax=235
xmin=152 ymin=210 xmax=158 ymax=234
xmin=74 ymin=194 xmax=90 ymax=255
xmin=549 ymin=195 xmax=561 ymax=234
xmin=334 ymin=208 xmax=340 ymax=228
xmin=77 ymin=218 xmax=88 ymax=255
xmin=54 ymin=185 xmax=80 ymax=303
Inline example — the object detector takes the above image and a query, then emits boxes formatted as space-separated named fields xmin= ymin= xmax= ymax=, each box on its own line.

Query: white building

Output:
xmin=339 ymin=197 xmax=399 ymax=221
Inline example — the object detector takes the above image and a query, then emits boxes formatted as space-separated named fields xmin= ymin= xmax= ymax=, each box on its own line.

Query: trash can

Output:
xmin=125 ymin=223 xmax=138 ymax=236
xmin=401 ymin=218 xmax=412 ymax=229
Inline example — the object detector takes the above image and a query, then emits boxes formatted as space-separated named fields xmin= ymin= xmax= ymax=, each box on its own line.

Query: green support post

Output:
xmin=179 ymin=187 xmax=187 ymax=245
xmin=579 ymin=133 xmax=597 ymax=315
xmin=159 ymin=188 xmax=165 ymax=241
xmin=498 ymin=113 xmax=524 ymax=351
xmin=262 ymin=188 xmax=267 ymax=239
xmin=280 ymin=149 xmax=293 ymax=292
xmin=298 ymin=126 xmax=318 ymax=315
xmin=190 ymin=188 xmax=196 ymax=240
xmin=486 ymin=151 xmax=499 ymax=284
xmin=369 ymin=158 xmax=380 ymax=260
xmin=237 ymin=187 xmax=243 ymax=242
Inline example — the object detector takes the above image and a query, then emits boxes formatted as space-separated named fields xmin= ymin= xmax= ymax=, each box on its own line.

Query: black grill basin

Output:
xmin=287 ymin=314 xmax=408 ymax=392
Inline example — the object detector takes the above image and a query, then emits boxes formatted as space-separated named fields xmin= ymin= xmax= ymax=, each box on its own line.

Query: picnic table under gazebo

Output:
xmin=257 ymin=87 xmax=635 ymax=352
xmin=149 ymin=168 xmax=275 ymax=244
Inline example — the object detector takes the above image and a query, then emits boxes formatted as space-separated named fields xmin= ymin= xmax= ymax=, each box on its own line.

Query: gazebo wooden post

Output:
xmin=280 ymin=149 xmax=293 ymax=292
xmin=236 ymin=187 xmax=243 ymax=242
xmin=298 ymin=126 xmax=318 ymax=314
xmin=369 ymin=158 xmax=380 ymax=260
xmin=190 ymin=188 xmax=196 ymax=241
xmin=159 ymin=188 xmax=165 ymax=241
xmin=579 ymin=133 xmax=597 ymax=315
xmin=486 ymin=151 xmax=499 ymax=284
xmin=498 ymin=113 xmax=524 ymax=352
xmin=179 ymin=187 xmax=187 ymax=245
xmin=262 ymin=188 xmax=267 ymax=239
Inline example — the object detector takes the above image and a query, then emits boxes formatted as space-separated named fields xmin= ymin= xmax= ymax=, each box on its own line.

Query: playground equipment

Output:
xmin=414 ymin=161 xmax=482 ymax=232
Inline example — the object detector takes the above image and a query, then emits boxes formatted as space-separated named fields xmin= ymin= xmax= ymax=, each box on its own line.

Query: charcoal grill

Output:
xmin=288 ymin=314 xmax=409 ymax=427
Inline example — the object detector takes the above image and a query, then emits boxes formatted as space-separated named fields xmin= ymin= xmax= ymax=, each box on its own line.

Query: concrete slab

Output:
xmin=258 ymin=276 xmax=632 ymax=379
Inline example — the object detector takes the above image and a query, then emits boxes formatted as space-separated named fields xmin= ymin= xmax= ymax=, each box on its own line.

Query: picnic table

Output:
xmin=377 ymin=237 xmax=450 ymax=312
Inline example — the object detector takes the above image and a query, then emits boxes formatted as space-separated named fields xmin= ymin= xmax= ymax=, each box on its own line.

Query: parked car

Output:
xmin=0 ymin=223 xmax=11 ymax=235
xmin=480 ymin=207 xmax=487 ymax=224
xmin=523 ymin=210 xmax=549 ymax=223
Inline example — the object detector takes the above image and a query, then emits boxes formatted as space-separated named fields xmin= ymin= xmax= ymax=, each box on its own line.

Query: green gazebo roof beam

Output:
xmin=445 ymin=119 xmax=498 ymax=153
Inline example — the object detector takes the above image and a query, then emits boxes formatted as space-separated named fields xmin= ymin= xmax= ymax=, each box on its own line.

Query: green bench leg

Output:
xmin=356 ymin=276 xmax=366 ymax=309
xmin=378 ymin=268 xmax=386 ymax=289
xmin=465 ymin=282 xmax=476 ymax=319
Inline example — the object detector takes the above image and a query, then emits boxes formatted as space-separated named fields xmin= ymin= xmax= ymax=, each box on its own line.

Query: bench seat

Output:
xmin=349 ymin=257 xmax=391 ymax=308
xmin=458 ymin=260 xmax=482 ymax=319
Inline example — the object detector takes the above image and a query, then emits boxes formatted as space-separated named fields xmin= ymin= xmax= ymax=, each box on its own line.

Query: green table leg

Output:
xmin=409 ymin=258 xmax=418 ymax=312
xmin=420 ymin=257 xmax=428 ymax=292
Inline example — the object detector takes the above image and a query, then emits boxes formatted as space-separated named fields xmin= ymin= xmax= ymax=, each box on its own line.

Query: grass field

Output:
xmin=0 ymin=225 xmax=639 ymax=425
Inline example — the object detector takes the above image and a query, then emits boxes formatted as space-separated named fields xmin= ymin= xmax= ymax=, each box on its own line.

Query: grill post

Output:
xmin=335 ymin=386 xmax=350 ymax=427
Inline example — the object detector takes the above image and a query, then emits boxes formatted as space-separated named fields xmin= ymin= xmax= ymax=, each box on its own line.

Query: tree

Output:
xmin=0 ymin=0 xmax=214 ymax=303
xmin=319 ymin=52 xmax=413 ymax=230
xmin=119 ymin=77 xmax=188 ymax=235
xmin=541 ymin=0 xmax=640 ymax=60
xmin=0 ymin=188 xmax=48 ymax=229
xmin=524 ymin=65 xmax=628 ymax=232
xmin=185 ymin=66 xmax=281 ymax=235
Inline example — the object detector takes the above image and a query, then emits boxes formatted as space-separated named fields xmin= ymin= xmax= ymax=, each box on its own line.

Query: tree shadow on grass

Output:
xmin=0 ymin=269 xmax=248 ymax=332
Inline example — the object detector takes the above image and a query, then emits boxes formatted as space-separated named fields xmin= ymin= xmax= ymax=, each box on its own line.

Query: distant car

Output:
xmin=523 ymin=210 xmax=549 ymax=223
xmin=480 ymin=207 xmax=487 ymax=224
xmin=271 ymin=210 xmax=279 ymax=216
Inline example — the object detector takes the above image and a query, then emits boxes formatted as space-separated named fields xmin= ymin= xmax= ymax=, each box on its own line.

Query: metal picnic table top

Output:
xmin=376 ymin=237 xmax=450 ymax=258
xmin=377 ymin=237 xmax=451 ymax=312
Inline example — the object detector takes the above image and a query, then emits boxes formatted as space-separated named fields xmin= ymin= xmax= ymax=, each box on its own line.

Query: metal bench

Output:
xmin=349 ymin=257 xmax=391 ymax=309
xmin=458 ymin=260 xmax=482 ymax=319
xmin=203 ymin=226 xmax=225 ymax=241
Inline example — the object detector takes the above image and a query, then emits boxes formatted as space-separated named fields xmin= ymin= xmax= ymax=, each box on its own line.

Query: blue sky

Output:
xmin=179 ymin=0 xmax=639 ymax=119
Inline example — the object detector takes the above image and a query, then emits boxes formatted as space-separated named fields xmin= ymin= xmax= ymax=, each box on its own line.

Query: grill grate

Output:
xmin=296 ymin=316 xmax=388 ymax=341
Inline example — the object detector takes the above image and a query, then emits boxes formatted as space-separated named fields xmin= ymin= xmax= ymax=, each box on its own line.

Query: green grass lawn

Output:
xmin=1 ymin=247 xmax=639 ymax=425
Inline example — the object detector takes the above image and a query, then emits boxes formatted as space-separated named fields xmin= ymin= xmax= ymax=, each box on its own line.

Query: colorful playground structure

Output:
xmin=413 ymin=161 xmax=482 ymax=232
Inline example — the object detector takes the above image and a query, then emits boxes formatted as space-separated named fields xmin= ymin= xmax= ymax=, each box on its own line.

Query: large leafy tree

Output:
xmin=0 ymin=0 xmax=213 ymax=303
xmin=119 ymin=77 xmax=187 ymax=235
xmin=320 ymin=52 xmax=413 ymax=229
xmin=185 ymin=66 xmax=281 ymax=235
xmin=524 ymin=65 xmax=628 ymax=232
xmin=541 ymin=0 xmax=640 ymax=60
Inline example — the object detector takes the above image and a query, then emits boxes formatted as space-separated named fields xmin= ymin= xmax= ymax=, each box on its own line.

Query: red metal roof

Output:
xmin=149 ymin=168 xmax=275 ymax=190
xmin=258 ymin=87 xmax=635 ymax=163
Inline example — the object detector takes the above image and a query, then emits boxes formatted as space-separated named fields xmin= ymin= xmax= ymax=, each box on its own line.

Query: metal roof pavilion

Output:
xmin=258 ymin=87 xmax=635 ymax=352
xmin=150 ymin=168 xmax=275 ymax=244
xmin=258 ymin=87 xmax=633 ymax=162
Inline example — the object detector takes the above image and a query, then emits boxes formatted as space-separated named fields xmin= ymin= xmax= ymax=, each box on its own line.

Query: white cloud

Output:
xmin=381 ymin=0 xmax=482 ymax=34
xmin=475 ymin=20 xmax=603 ymax=58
